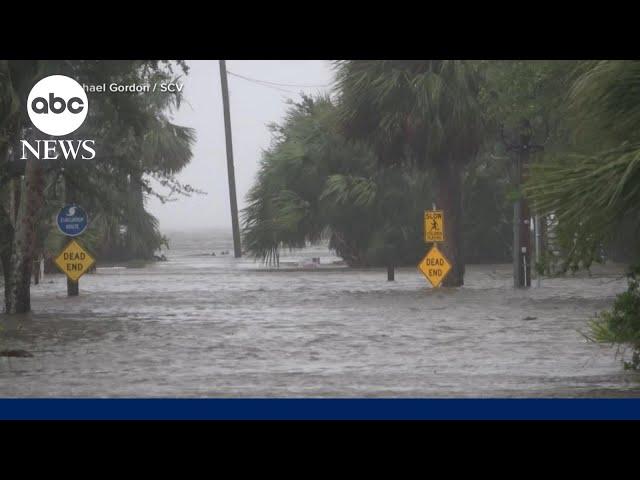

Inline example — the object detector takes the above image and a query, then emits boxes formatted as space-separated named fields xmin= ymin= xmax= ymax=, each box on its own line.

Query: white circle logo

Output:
xmin=27 ymin=75 xmax=88 ymax=136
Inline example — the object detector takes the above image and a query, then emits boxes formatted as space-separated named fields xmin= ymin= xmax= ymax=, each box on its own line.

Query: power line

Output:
xmin=233 ymin=80 xmax=299 ymax=95
xmin=226 ymin=70 xmax=330 ymax=89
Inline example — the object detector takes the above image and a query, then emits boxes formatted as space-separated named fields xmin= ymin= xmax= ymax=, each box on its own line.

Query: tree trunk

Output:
xmin=124 ymin=171 xmax=147 ymax=260
xmin=0 ymin=146 xmax=14 ymax=312
xmin=5 ymin=159 xmax=45 ymax=314
xmin=0 ymin=205 xmax=13 ymax=313
xmin=387 ymin=264 xmax=395 ymax=281
xmin=10 ymin=177 xmax=20 ymax=223
xmin=436 ymin=161 xmax=465 ymax=287
xmin=33 ymin=257 xmax=41 ymax=285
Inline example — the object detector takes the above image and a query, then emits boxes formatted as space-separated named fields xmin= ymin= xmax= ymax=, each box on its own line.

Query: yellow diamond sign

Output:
xmin=54 ymin=240 xmax=95 ymax=282
xmin=417 ymin=244 xmax=451 ymax=288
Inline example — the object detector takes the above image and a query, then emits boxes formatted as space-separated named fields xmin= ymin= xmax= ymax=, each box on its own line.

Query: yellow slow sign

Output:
xmin=424 ymin=210 xmax=444 ymax=243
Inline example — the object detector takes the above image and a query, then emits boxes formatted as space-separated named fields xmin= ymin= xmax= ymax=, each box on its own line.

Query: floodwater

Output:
xmin=1 ymin=229 xmax=639 ymax=397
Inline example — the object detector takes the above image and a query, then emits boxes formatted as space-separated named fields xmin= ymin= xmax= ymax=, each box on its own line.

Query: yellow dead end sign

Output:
xmin=418 ymin=244 xmax=451 ymax=288
xmin=424 ymin=210 xmax=444 ymax=242
xmin=54 ymin=240 xmax=95 ymax=282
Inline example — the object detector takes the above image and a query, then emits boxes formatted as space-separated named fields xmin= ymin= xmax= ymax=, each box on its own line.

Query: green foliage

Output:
xmin=242 ymin=95 xmax=344 ymax=265
xmin=463 ymin=154 xmax=513 ymax=263
xmin=524 ymin=62 xmax=640 ymax=272
xmin=242 ymin=95 xmax=436 ymax=266
xmin=589 ymin=265 xmax=640 ymax=370
xmin=479 ymin=60 xmax=574 ymax=142
xmin=73 ymin=60 xmax=195 ymax=260
xmin=334 ymin=60 xmax=485 ymax=169
xmin=521 ymin=60 xmax=640 ymax=368
xmin=243 ymin=93 xmax=516 ymax=267
xmin=566 ymin=61 xmax=640 ymax=146
xmin=1 ymin=60 xmax=197 ymax=265
xmin=528 ymin=146 xmax=640 ymax=228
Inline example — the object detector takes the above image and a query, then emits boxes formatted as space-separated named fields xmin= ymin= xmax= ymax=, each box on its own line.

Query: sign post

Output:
xmin=55 ymin=204 xmax=90 ymax=295
xmin=419 ymin=208 xmax=452 ymax=288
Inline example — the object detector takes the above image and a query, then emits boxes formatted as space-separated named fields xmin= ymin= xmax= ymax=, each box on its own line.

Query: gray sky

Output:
xmin=147 ymin=60 xmax=335 ymax=232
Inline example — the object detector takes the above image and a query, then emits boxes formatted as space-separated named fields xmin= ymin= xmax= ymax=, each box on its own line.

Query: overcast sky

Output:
xmin=146 ymin=60 xmax=335 ymax=232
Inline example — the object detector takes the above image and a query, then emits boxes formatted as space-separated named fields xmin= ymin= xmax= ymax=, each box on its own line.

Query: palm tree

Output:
xmin=333 ymin=60 xmax=485 ymax=285
xmin=525 ymin=61 xmax=640 ymax=269
xmin=524 ymin=60 xmax=640 ymax=369
xmin=243 ymin=95 xmax=360 ymax=265
xmin=124 ymin=101 xmax=195 ymax=260
xmin=72 ymin=61 xmax=195 ymax=262
xmin=242 ymin=94 xmax=435 ymax=268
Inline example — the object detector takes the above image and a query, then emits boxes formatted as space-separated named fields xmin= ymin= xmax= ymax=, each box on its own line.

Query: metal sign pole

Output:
xmin=419 ymin=205 xmax=451 ymax=288
xmin=64 ymin=175 xmax=79 ymax=296
xmin=535 ymin=213 xmax=541 ymax=288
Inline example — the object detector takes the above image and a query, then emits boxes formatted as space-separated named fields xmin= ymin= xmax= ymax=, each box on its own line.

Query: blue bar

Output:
xmin=1 ymin=399 xmax=640 ymax=420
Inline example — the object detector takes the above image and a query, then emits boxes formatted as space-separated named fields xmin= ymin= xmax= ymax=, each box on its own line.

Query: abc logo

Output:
xmin=27 ymin=75 xmax=88 ymax=136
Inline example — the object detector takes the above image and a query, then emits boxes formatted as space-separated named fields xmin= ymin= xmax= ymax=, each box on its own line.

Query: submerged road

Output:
xmin=1 ymin=230 xmax=639 ymax=397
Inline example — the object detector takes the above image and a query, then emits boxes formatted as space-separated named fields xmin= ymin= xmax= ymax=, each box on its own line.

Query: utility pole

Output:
xmin=219 ymin=60 xmax=242 ymax=258
xmin=503 ymin=120 xmax=543 ymax=288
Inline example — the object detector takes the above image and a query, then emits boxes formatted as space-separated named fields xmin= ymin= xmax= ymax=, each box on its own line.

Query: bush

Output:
xmin=589 ymin=265 xmax=640 ymax=370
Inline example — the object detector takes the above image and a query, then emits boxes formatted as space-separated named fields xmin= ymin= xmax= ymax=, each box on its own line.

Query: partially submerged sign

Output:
xmin=54 ymin=240 xmax=95 ymax=282
xmin=424 ymin=210 xmax=444 ymax=243
xmin=418 ymin=244 xmax=451 ymax=288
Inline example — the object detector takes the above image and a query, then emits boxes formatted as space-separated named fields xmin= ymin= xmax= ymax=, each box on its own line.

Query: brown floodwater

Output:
xmin=1 ymin=230 xmax=639 ymax=397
